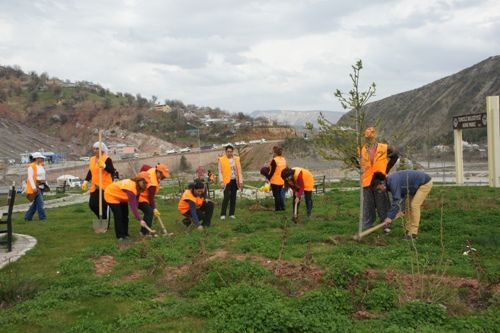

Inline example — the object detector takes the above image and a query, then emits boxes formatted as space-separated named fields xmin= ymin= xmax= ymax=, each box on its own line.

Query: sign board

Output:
xmin=452 ymin=112 xmax=487 ymax=129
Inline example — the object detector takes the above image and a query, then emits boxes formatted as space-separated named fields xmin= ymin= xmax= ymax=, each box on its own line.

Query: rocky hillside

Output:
xmin=0 ymin=66 xmax=293 ymax=159
xmin=251 ymin=110 xmax=344 ymax=128
xmin=337 ymin=55 xmax=500 ymax=149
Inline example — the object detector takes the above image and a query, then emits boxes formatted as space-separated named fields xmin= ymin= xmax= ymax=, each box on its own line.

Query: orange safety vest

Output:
xmin=218 ymin=155 xmax=242 ymax=185
xmin=104 ymin=179 xmax=138 ymax=204
xmin=139 ymin=168 xmax=160 ymax=204
xmin=360 ymin=143 xmax=388 ymax=187
xmin=89 ymin=154 xmax=113 ymax=192
xmin=26 ymin=162 xmax=38 ymax=194
xmin=270 ymin=156 xmax=287 ymax=186
xmin=178 ymin=189 xmax=204 ymax=214
xmin=289 ymin=167 xmax=314 ymax=191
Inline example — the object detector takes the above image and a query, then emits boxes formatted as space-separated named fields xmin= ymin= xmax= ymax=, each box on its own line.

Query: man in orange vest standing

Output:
xmin=360 ymin=127 xmax=399 ymax=232
xmin=218 ymin=144 xmax=243 ymax=220
xmin=265 ymin=146 xmax=287 ymax=211
xmin=81 ymin=142 xmax=117 ymax=220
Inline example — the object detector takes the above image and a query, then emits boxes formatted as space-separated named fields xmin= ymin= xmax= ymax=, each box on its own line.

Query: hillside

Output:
xmin=0 ymin=66 xmax=294 ymax=158
xmin=337 ymin=55 xmax=500 ymax=149
xmin=251 ymin=110 xmax=344 ymax=128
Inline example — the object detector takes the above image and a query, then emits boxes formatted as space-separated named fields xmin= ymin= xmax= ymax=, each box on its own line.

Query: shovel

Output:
xmin=156 ymin=216 xmax=174 ymax=236
xmin=292 ymin=196 xmax=299 ymax=224
xmin=93 ymin=130 xmax=107 ymax=233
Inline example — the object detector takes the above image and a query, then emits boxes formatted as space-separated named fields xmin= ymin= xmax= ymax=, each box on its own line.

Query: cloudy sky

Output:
xmin=1 ymin=0 xmax=499 ymax=113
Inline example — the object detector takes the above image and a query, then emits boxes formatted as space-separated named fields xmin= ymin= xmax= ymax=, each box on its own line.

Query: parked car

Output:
xmin=179 ymin=147 xmax=191 ymax=153
xmin=235 ymin=141 xmax=247 ymax=146
xmin=166 ymin=149 xmax=177 ymax=154
xmin=57 ymin=175 xmax=83 ymax=188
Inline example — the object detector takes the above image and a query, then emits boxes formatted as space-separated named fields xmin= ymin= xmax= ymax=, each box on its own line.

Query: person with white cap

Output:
xmin=24 ymin=152 xmax=48 ymax=221
xmin=81 ymin=141 xmax=117 ymax=220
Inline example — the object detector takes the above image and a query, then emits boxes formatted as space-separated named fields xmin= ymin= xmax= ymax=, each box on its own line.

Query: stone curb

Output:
xmin=0 ymin=233 xmax=37 ymax=270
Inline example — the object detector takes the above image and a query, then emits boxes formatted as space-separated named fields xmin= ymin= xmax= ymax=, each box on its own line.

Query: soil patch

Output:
xmin=93 ymin=255 xmax=116 ymax=276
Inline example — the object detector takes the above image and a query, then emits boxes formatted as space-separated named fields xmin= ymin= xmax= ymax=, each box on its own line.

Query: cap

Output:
xmin=156 ymin=164 xmax=170 ymax=178
xmin=136 ymin=171 xmax=151 ymax=184
xmin=31 ymin=152 xmax=46 ymax=159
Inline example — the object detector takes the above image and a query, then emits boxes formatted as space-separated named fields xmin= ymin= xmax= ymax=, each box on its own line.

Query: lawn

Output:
xmin=0 ymin=184 xmax=499 ymax=332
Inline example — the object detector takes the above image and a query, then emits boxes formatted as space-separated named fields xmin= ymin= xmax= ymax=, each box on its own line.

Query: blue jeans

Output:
xmin=24 ymin=190 xmax=46 ymax=221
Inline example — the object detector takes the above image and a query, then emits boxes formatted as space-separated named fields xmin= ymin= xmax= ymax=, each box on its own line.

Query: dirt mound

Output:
xmin=93 ymin=255 xmax=115 ymax=276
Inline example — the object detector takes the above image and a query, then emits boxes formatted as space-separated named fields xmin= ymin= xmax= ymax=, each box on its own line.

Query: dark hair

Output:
xmin=260 ymin=166 xmax=270 ymax=176
xmin=371 ymin=172 xmax=386 ymax=188
xmin=193 ymin=181 xmax=205 ymax=190
xmin=281 ymin=167 xmax=294 ymax=180
xmin=273 ymin=146 xmax=283 ymax=156
xmin=225 ymin=144 xmax=234 ymax=151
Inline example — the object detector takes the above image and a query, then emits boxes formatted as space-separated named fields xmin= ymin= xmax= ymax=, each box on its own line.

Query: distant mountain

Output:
xmin=250 ymin=110 xmax=345 ymax=128
xmin=338 ymin=55 xmax=500 ymax=149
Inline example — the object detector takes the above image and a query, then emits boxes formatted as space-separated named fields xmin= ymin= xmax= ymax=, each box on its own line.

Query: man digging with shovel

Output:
xmin=281 ymin=167 xmax=314 ymax=223
xmin=138 ymin=163 xmax=170 ymax=237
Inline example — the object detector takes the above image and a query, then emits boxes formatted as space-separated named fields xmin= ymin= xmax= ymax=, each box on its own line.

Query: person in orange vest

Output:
xmin=24 ymin=152 xmax=48 ymax=221
xmin=281 ymin=167 xmax=314 ymax=220
xmin=218 ymin=144 xmax=243 ymax=219
xmin=81 ymin=142 xmax=117 ymax=220
xmin=178 ymin=181 xmax=214 ymax=230
xmin=264 ymin=146 xmax=287 ymax=211
xmin=138 ymin=163 xmax=170 ymax=236
xmin=359 ymin=127 xmax=399 ymax=232
xmin=104 ymin=171 xmax=150 ymax=241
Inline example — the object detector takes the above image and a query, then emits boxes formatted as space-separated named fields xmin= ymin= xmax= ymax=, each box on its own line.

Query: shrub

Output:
xmin=0 ymin=273 xmax=39 ymax=308
xmin=323 ymin=255 xmax=364 ymax=288
xmin=384 ymin=301 xmax=447 ymax=329
xmin=364 ymin=285 xmax=398 ymax=311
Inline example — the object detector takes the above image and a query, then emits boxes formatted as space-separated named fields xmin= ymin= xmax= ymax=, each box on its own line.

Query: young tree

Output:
xmin=307 ymin=60 xmax=376 ymax=234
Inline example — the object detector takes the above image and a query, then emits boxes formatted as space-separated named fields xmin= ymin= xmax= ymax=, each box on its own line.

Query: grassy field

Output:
xmin=0 ymin=183 xmax=499 ymax=332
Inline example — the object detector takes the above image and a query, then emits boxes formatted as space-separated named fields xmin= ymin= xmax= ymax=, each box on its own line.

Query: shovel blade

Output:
xmin=92 ymin=219 xmax=108 ymax=233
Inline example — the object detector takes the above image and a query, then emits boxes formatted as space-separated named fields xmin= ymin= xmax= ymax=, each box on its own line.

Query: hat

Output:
xmin=31 ymin=152 xmax=46 ymax=159
xmin=136 ymin=171 xmax=151 ymax=184
xmin=92 ymin=141 xmax=108 ymax=154
xmin=260 ymin=166 xmax=270 ymax=176
xmin=364 ymin=127 xmax=376 ymax=138
xmin=156 ymin=164 xmax=170 ymax=178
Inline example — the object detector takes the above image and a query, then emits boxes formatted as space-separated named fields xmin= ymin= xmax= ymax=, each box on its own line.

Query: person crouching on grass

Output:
xmin=281 ymin=167 xmax=314 ymax=222
xmin=371 ymin=170 xmax=433 ymax=240
xmin=178 ymin=181 xmax=214 ymax=230
xmin=104 ymin=172 xmax=151 ymax=241
xmin=138 ymin=164 xmax=170 ymax=236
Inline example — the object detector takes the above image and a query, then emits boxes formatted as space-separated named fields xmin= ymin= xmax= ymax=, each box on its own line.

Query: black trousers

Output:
xmin=89 ymin=188 xmax=108 ymax=219
xmin=109 ymin=203 xmax=129 ymax=239
xmin=271 ymin=184 xmax=285 ymax=211
xmin=293 ymin=191 xmax=313 ymax=217
xmin=183 ymin=201 xmax=215 ymax=227
xmin=221 ymin=179 xmax=238 ymax=216
xmin=362 ymin=186 xmax=390 ymax=230
xmin=138 ymin=202 xmax=154 ymax=235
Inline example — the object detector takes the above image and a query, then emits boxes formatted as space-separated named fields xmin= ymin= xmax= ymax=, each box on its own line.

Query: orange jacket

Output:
xmin=360 ymin=143 xmax=388 ymax=187
xmin=104 ymin=179 xmax=138 ymax=204
xmin=178 ymin=189 xmax=204 ymax=214
xmin=288 ymin=167 xmax=314 ymax=192
xmin=218 ymin=155 xmax=242 ymax=185
xmin=89 ymin=154 xmax=113 ymax=192
xmin=270 ymin=156 xmax=287 ymax=186
xmin=139 ymin=167 xmax=160 ymax=204
xmin=26 ymin=162 xmax=38 ymax=194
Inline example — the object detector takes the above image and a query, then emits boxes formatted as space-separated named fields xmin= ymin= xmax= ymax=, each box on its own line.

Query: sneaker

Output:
xmin=117 ymin=237 xmax=126 ymax=242
xmin=404 ymin=233 xmax=417 ymax=240
xmin=383 ymin=227 xmax=391 ymax=234
xmin=220 ymin=215 xmax=226 ymax=220
xmin=197 ymin=225 xmax=204 ymax=230
xmin=229 ymin=215 xmax=236 ymax=219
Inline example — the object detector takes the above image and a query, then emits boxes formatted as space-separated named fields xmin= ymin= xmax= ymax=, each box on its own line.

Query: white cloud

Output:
xmin=0 ymin=0 xmax=498 ymax=112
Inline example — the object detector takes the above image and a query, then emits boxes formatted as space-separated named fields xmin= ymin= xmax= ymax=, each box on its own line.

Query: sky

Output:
xmin=1 ymin=0 xmax=499 ymax=113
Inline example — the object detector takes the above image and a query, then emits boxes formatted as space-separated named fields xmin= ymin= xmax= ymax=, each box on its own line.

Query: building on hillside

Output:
xmin=153 ymin=104 xmax=172 ymax=113
xmin=20 ymin=152 xmax=64 ymax=164
xmin=108 ymin=144 xmax=138 ymax=160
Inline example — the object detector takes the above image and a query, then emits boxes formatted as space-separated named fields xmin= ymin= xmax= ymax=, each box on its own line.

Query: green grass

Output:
xmin=0 ymin=184 xmax=499 ymax=332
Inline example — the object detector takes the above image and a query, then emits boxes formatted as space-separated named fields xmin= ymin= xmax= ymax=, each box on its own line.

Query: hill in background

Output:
xmin=337 ymin=55 xmax=500 ymax=151
xmin=251 ymin=110 xmax=344 ymax=128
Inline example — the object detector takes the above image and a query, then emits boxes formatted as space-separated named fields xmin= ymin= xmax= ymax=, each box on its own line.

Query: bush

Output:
xmin=0 ymin=273 xmax=39 ymax=308
xmin=323 ymin=255 xmax=364 ymax=288
xmin=364 ymin=285 xmax=398 ymax=311
xmin=384 ymin=301 xmax=447 ymax=329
